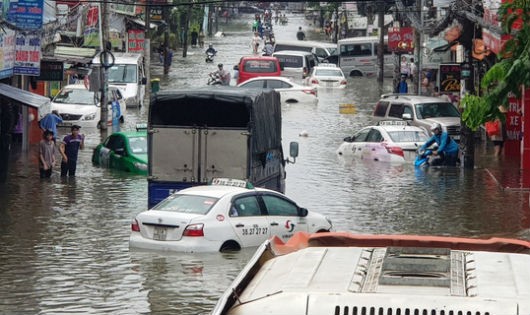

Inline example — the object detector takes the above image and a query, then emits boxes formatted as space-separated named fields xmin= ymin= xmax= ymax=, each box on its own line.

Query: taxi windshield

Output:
xmin=152 ymin=194 xmax=218 ymax=214
xmin=53 ymin=88 xmax=96 ymax=105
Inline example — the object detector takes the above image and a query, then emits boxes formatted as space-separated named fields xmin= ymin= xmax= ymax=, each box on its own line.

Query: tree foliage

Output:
xmin=462 ymin=0 xmax=530 ymax=129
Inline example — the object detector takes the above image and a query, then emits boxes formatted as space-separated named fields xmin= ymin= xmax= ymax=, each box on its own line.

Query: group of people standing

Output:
xmin=38 ymin=111 xmax=84 ymax=179
xmin=251 ymin=13 xmax=276 ymax=55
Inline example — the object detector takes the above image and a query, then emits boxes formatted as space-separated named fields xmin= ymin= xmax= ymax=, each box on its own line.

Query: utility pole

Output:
xmin=162 ymin=5 xmax=171 ymax=74
xmin=99 ymin=0 xmax=110 ymax=131
xmin=144 ymin=0 xmax=151 ymax=106
xmin=377 ymin=1 xmax=384 ymax=84
xmin=415 ymin=0 xmax=423 ymax=95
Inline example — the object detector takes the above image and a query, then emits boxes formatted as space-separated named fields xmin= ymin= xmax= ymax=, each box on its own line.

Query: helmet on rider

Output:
xmin=218 ymin=63 xmax=223 ymax=68
xmin=209 ymin=43 xmax=213 ymax=48
xmin=430 ymin=122 xmax=442 ymax=132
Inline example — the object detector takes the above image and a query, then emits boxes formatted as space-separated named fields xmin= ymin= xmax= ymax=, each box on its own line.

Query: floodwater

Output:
xmin=1 ymin=13 xmax=530 ymax=315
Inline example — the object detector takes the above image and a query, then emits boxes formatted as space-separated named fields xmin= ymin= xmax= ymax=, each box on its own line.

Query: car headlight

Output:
xmin=134 ymin=162 xmax=147 ymax=171
xmin=83 ymin=112 xmax=97 ymax=120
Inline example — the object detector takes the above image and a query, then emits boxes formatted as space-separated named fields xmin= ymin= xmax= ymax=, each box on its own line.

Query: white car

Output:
xmin=336 ymin=121 xmax=429 ymax=163
xmin=129 ymin=178 xmax=332 ymax=252
xmin=51 ymin=84 xmax=126 ymax=128
xmin=237 ymin=76 xmax=318 ymax=105
xmin=306 ymin=64 xmax=347 ymax=89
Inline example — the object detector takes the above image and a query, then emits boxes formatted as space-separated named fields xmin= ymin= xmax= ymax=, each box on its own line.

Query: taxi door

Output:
xmin=228 ymin=195 xmax=270 ymax=247
xmin=260 ymin=194 xmax=307 ymax=242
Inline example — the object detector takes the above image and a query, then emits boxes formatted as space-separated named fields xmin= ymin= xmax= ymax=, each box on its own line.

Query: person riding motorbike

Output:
xmin=419 ymin=123 xmax=459 ymax=166
xmin=205 ymin=43 xmax=217 ymax=55
xmin=205 ymin=44 xmax=217 ymax=62
xmin=209 ymin=63 xmax=230 ymax=86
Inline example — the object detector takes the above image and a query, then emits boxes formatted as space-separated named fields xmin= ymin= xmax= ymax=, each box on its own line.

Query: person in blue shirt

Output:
xmin=395 ymin=74 xmax=408 ymax=94
xmin=39 ymin=110 xmax=63 ymax=141
xmin=420 ymin=123 xmax=459 ymax=166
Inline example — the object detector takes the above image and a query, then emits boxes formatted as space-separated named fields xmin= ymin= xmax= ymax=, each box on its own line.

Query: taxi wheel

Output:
xmin=220 ymin=240 xmax=241 ymax=252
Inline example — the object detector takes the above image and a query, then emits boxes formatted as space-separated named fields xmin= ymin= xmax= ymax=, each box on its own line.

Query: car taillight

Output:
xmin=131 ymin=219 xmax=140 ymax=232
xmin=311 ymin=79 xmax=319 ymax=84
xmin=340 ymin=80 xmax=347 ymax=85
xmin=385 ymin=145 xmax=404 ymax=157
xmin=183 ymin=223 xmax=204 ymax=237
xmin=303 ymin=89 xmax=317 ymax=96
xmin=303 ymin=67 xmax=308 ymax=77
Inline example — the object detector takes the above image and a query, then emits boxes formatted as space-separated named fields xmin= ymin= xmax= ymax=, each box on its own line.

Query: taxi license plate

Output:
xmin=153 ymin=227 xmax=167 ymax=241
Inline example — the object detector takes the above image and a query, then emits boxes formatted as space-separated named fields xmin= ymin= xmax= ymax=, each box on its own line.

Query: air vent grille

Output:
xmin=334 ymin=305 xmax=491 ymax=315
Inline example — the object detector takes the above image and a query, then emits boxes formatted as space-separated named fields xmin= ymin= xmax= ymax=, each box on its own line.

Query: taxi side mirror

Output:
xmin=299 ymin=208 xmax=308 ymax=217
xmin=344 ymin=136 xmax=354 ymax=142
xmin=402 ymin=113 xmax=412 ymax=120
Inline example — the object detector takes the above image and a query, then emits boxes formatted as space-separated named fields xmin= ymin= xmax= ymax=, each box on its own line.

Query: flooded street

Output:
xmin=1 ymin=13 xmax=530 ymax=315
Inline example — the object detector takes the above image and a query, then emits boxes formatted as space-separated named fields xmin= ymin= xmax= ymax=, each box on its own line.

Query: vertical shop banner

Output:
xmin=83 ymin=5 xmax=100 ymax=47
xmin=128 ymin=30 xmax=145 ymax=52
xmin=439 ymin=64 xmax=461 ymax=93
xmin=504 ymin=92 xmax=523 ymax=156
xmin=14 ymin=34 xmax=40 ymax=76
xmin=0 ymin=28 xmax=15 ymax=79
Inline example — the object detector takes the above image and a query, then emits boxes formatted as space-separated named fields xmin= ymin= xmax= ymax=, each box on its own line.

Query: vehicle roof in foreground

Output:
xmin=211 ymin=232 xmax=530 ymax=315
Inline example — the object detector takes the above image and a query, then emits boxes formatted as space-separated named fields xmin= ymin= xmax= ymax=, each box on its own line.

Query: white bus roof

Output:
xmin=211 ymin=232 xmax=530 ymax=315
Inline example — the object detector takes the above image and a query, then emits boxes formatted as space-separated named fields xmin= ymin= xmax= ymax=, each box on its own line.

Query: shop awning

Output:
xmin=0 ymin=83 xmax=51 ymax=116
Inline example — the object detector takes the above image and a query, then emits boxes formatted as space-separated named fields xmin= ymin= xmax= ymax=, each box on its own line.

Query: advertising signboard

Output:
xmin=14 ymin=34 xmax=40 ymax=76
xmin=439 ymin=63 xmax=461 ymax=93
xmin=0 ymin=28 xmax=15 ymax=79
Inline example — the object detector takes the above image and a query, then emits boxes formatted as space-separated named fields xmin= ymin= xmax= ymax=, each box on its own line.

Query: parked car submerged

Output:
xmin=91 ymin=124 xmax=148 ymax=175
xmin=305 ymin=63 xmax=347 ymax=89
xmin=336 ymin=121 xmax=429 ymax=163
xmin=237 ymin=76 xmax=318 ymax=105
xmin=372 ymin=94 xmax=461 ymax=140
xmin=129 ymin=178 xmax=333 ymax=253
xmin=51 ymin=84 xmax=126 ymax=129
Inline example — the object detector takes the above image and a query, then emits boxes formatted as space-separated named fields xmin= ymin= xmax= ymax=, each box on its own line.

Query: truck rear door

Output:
xmin=201 ymin=128 xmax=248 ymax=182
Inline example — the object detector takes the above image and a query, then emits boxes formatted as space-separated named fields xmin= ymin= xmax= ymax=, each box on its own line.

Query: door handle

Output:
xmin=270 ymin=222 xmax=279 ymax=226
xmin=235 ymin=223 xmax=244 ymax=228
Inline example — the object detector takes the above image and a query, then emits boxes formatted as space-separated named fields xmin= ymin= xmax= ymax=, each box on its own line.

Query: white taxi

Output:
xmin=129 ymin=178 xmax=332 ymax=253
xmin=336 ymin=121 xmax=429 ymax=163
xmin=305 ymin=63 xmax=347 ymax=89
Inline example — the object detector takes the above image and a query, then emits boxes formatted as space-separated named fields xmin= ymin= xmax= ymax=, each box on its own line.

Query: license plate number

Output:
xmin=153 ymin=227 xmax=167 ymax=241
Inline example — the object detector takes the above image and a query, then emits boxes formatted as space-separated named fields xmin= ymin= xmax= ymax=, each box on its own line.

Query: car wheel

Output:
xmin=350 ymin=70 xmax=363 ymax=77
xmin=219 ymin=240 xmax=241 ymax=252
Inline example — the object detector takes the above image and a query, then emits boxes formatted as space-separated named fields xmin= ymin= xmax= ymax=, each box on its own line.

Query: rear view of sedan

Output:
xmin=237 ymin=76 xmax=318 ymax=105
xmin=306 ymin=64 xmax=347 ymax=89
xmin=129 ymin=179 xmax=332 ymax=253
xmin=336 ymin=121 xmax=429 ymax=163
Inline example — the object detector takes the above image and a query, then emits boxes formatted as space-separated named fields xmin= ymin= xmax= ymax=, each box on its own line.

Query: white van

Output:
xmin=92 ymin=52 xmax=147 ymax=108
xmin=272 ymin=50 xmax=318 ymax=81
xmin=337 ymin=36 xmax=395 ymax=77
xmin=273 ymin=40 xmax=338 ymax=63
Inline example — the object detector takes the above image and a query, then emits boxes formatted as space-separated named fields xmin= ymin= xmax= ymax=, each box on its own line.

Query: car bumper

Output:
xmin=129 ymin=233 xmax=224 ymax=253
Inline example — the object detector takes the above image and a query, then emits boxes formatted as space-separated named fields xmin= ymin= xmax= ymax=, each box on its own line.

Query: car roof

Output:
xmin=240 ymin=56 xmax=279 ymax=61
xmin=62 ymin=84 xmax=88 ymax=90
xmin=175 ymin=184 xmax=272 ymax=199
xmin=380 ymin=94 xmax=453 ymax=103
xmin=273 ymin=50 xmax=314 ymax=56
xmin=237 ymin=76 xmax=305 ymax=88
xmin=362 ymin=123 xmax=425 ymax=132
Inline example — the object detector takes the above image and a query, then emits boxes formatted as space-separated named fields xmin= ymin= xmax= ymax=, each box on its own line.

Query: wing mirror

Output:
xmin=343 ymin=136 xmax=354 ymax=142
xmin=286 ymin=141 xmax=299 ymax=164
xmin=299 ymin=208 xmax=308 ymax=217
xmin=402 ymin=113 xmax=412 ymax=120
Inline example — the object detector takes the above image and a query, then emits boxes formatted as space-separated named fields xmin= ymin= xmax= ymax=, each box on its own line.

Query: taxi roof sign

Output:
xmin=378 ymin=120 xmax=408 ymax=126
xmin=210 ymin=178 xmax=254 ymax=189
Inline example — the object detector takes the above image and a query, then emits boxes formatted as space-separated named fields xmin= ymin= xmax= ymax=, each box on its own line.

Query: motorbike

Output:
xmin=205 ymin=51 xmax=216 ymax=63
xmin=414 ymin=146 xmax=441 ymax=168
xmin=207 ymin=73 xmax=223 ymax=85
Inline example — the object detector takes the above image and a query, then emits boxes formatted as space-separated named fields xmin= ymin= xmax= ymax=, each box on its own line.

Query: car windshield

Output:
xmin=415 ymin=102 xmax=460 ymax=119
xmin=152 ymin=194 xmax=219 ymax=214
xmin=53 ymin=88 xmax=96 ymax=105
xmin=387 ymin=130 xmax=429 ymax=143
xmin=108 ymin=64 xmax=137 ymax=84
xmin=129 ymin=136 xmax=147 ymax=154
xmin=315 ymin=69 xmax=343 ymax=77
xmin=328 ymin=47 xmax=338 ymax=55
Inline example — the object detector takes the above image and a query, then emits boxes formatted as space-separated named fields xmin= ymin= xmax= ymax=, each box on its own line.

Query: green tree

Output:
xmin=462 ymin=0 xmax=530 ymax=130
